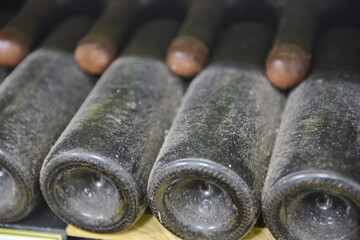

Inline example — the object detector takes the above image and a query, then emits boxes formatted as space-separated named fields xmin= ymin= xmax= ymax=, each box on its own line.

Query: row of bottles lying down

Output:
xmin=1 ymin=0 xmax=360 ymax=90
xmin=0 ymin=6 xmax=359 ymax=240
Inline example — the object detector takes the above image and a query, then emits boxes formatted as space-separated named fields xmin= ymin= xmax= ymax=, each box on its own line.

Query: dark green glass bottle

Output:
xmin=0 ymin=16 xmax=95 ymax=222
xmin=148 ymin=22 xmax=285 ymax=240
xmin=262 ymin=27 xmax=360 ymax=240
xmin=40 ymin=20 xmax=183 ymax=233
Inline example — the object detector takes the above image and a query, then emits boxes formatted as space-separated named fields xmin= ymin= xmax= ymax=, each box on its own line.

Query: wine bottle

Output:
xmin=0 ymin=16 xmax=95 ymax=222
xmin=40 ymin=20 xmax=183 ymax=233
xmin=262 ymin=27 xmax=360 ymax=240
xmin=148 ymin=22 xmax=284 ymax=240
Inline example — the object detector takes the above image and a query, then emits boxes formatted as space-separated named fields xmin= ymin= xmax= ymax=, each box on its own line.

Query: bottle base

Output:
xmin=148 ymin=158 xmax=258 ymax=240
xmin=40 ymin=151 xmax=144 ymax=233
xmin=0 ymin=150 xmax=37 ymax=222
xmin=263 ymin=171 xmax=360 ymax=240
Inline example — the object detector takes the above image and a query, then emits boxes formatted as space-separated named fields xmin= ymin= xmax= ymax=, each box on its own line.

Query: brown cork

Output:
xmin=266 ymin=42 xmax=311 ymax=89
xmin=166 ymin=35 xmax=209 ymax=78
xmin=0 ymin=26 xmax=31 ymax=67
xmin=74 ymin=34 xmax=116 ymax=75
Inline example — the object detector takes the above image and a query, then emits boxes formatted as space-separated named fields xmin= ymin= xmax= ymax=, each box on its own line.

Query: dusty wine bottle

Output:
xmin=262 ymin=27 xmax=360 ymax=240
xmin=148 ymin=22 xmax=284 ymax=240
xmin=40 ymin=20 xmax=183 ymax=233
xmin=0 ymin=16 xmax=95 ymax=222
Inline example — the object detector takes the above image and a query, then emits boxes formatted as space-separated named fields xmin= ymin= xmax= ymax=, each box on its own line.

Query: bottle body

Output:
xmin=262 ymin=27 xmax=360 ymax=240
xmin=40 ymin=20 xmax=183 ymax=233
xmin=148 ymin=22 xmax=284 ymax=240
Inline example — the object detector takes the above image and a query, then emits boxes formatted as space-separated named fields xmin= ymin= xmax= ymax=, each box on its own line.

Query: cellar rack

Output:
xmin=0 ymin=203 xmax=275 ymax=240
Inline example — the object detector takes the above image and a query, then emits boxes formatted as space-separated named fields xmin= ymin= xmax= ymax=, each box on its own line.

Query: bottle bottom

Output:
xmin=148 ymin=159 xmax=258 ymax=240
xmin=263 ymin=171 xmax=360 ymax=240
xmin=0 ymin=166 xmax=23 ymax=218
xmin=40 ymin=151 xmax=143 ymax=233
xmin=52 ymin=168 xmax=124 ymax=228
xmin=0 ymin=151 xmax=35 ymax=223
xmin=281 ymin=191 xmax=359 ymax=239
xmin=163 ymin=178 xmax=237 ymax=233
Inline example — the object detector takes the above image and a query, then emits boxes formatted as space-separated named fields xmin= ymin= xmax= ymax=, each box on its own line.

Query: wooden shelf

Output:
xmin=67 ymin=214 xmax=275 ymax=240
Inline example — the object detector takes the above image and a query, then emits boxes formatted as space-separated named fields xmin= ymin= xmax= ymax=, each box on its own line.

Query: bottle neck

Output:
xmin=179 ymin=0 xmax=225 ymax=47
xmin=122 ymin=20 xmax=179 ymax=59
xmin=313 ymin=27 xmax=360 ymax=75
xmin=274 ymin=1 xmax=318 ymax=53
xmin=213 ymin=22 xmax=273 ymax=68
xmin=41 ymin=17 xmax=94 ymax=52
